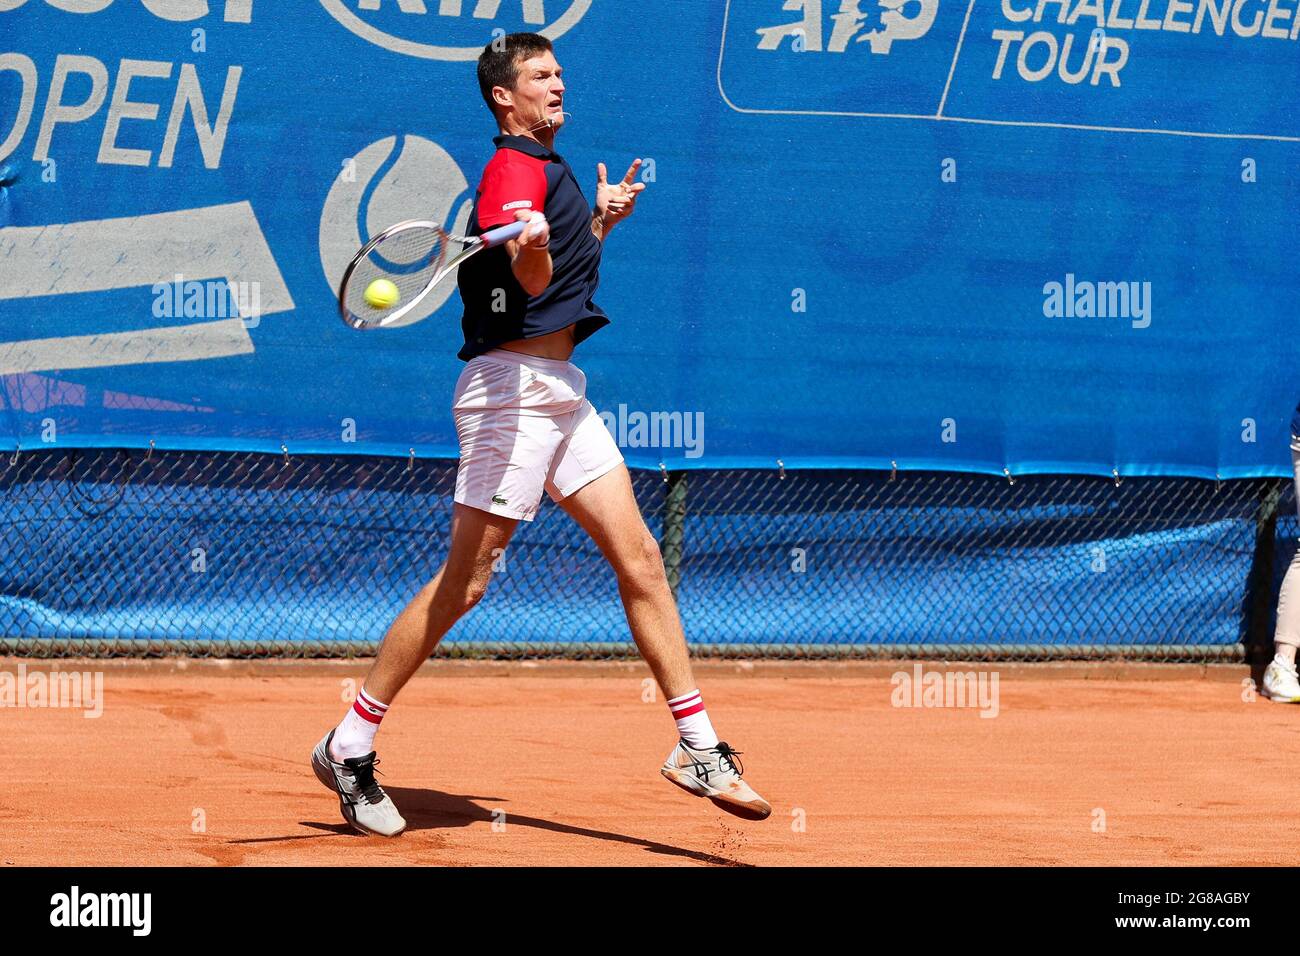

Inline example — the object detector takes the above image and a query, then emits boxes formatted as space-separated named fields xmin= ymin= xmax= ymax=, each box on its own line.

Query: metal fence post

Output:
xmin=659 ymin=470 xmax=687 ymax=601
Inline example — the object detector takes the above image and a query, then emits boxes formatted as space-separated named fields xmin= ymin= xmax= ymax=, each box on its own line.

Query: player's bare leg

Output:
xmin=365 ymin=503 xmax=519 ymax=702
xmin=555 ymin=463 xmax=695 ymax=696
xmin=311 ymin=503 xmax=519 ymax=835
xmin=557 ymin=464 xmax=771 ymax=819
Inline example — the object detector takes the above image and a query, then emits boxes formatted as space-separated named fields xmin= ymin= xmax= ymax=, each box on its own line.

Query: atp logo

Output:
xmin=318 ymin=0 xmax=593 ymax=61
xmin=757 ymin=0 xmax=938 ymax=54
xmin=319 ymin=135 xmax=472 ymax=327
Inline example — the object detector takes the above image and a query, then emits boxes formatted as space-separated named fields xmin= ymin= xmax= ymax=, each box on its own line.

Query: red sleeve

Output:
xmin=475 ymin=154 xmax=548 ymax=230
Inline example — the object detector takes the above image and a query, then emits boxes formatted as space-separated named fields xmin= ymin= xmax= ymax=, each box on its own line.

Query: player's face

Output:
xmin=511 ymin=51 xmax=565 ymax=131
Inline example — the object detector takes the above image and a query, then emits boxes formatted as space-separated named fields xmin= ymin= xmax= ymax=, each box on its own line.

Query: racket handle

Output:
xmin=481 ymin=220 xmax=528 ymax=247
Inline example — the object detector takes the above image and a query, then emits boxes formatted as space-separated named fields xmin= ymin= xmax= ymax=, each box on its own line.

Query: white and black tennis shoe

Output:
xmin=661 ymin=739 xmax=772 ymax=821
xmin=311 ymin=730 xmax=407 ymax=837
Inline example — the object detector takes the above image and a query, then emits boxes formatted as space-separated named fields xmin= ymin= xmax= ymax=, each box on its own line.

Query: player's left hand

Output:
xmin=596 ymin=159 xmax=646 ymax=229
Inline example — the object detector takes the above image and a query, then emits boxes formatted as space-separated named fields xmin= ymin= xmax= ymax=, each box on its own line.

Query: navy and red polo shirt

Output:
xmin=456 ymin=134 xmax=608 ymax=361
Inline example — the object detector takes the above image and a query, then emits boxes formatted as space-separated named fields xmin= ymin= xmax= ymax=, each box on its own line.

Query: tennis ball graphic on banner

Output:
xmin=319 ymin=135 xmax=471 ymax=329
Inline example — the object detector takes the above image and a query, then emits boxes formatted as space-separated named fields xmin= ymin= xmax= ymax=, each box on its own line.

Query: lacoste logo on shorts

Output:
xmin=492 ymin=495 xmax=508 ymax=504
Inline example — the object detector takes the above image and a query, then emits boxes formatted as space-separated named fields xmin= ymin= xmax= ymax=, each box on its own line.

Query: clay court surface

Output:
xmin=4 ymin=659 xmax=1298 ymax=867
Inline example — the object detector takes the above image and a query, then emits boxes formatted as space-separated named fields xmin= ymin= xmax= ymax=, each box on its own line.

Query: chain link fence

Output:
xmin=0 ymin=447 xmax=1292 ymax=661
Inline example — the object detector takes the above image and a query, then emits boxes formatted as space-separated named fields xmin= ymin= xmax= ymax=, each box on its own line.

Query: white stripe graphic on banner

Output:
xmin=0 ymin=201 xmax=292 ymax=372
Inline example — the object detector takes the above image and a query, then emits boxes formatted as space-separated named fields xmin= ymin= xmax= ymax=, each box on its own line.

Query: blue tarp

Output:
xmin=0 ymin=3 xmax=1296 ymax=650
xmin=1 ymin=1 xmax=1296 ymax=477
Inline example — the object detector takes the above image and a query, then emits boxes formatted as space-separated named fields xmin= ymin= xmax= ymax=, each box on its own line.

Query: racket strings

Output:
xmin=344 ymin=226 xmax=449 ymax=325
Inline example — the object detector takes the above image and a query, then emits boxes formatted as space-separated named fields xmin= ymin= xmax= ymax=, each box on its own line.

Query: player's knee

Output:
xmin=616 ymin=532 xmax=668 ymax=595
xmin=437 ymin=562 xmax=494 ymax=613
xmin=460 ymin=569 xmax=493 ymax=610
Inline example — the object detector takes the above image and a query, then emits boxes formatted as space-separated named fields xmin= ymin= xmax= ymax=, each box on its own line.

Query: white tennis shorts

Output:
xmin=452 ymin=349 xmax=624 ymax=521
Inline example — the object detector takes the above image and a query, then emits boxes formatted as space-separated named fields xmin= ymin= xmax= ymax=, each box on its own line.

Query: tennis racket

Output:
xmin=337 ymin=218 xmax=530 ymax=330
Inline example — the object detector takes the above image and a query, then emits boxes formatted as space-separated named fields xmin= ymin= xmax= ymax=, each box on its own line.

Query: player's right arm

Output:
xmin=505 ymin=211 xmax=551 ymax=296
xmin=476 ymin=158 xmax=552 ymax=297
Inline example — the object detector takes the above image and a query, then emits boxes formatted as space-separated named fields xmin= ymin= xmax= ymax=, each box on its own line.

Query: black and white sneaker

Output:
xmin=310 ymin=730 xmax=407 ymax=837
xmin=661 ymin=739 xmax=772 ymax=821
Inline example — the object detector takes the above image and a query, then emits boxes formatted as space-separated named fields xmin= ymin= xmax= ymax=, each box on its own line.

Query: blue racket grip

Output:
xmin=480 ymin=220 xmax=529 ymax=247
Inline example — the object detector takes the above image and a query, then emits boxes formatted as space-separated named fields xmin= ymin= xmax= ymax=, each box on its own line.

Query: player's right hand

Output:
xmin=514 ymin=209 xmax=550 ymax=250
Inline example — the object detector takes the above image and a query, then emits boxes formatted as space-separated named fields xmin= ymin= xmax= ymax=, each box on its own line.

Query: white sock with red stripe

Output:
xmin=667 ymin=689 xmax=719 ymax=750
xmin=330 ymin=687 xmax=389 ymax=761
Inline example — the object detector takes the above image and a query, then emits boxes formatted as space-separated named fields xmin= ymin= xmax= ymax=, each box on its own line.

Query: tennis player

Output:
xmin=311 ymin=33 xmax=770 ymax=836
xmin=1263 ymin=398 xmax=1300 ymax=702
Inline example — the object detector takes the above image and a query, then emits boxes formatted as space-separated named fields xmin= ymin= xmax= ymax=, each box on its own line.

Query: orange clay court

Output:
xmin=5 ymin=658 xmax=1298 ymax=867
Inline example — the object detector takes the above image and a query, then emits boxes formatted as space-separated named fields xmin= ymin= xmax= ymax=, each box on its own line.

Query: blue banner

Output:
xmin=1 ymin=0 xmax=1297 ymax=478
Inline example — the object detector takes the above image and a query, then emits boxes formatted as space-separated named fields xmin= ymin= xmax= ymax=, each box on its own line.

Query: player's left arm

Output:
xmin=591 ymin=158 xmax=646 ymax=242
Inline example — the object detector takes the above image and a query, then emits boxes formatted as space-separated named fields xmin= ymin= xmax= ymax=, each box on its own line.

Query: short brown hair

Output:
xmin=477 ymin=33 xmax=554 ymax=117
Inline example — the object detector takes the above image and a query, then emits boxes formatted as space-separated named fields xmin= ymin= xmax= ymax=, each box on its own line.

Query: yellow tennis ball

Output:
xmin=364 ymin=278 xmax=400 ymax=309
